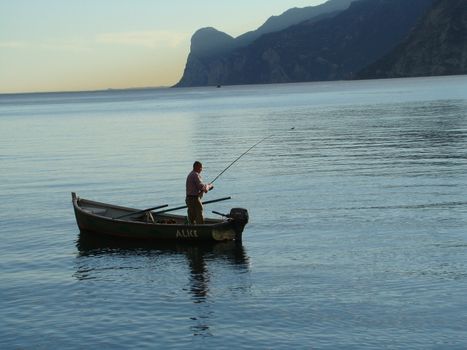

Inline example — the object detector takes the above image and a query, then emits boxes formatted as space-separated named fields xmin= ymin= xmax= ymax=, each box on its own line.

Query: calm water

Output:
xmin=1 ymin=76 xmax=467 ymax=349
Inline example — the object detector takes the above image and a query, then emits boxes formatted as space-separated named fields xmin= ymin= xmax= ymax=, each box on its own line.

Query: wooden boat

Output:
xmin=72 ymin=193 xmax=248 ymax=242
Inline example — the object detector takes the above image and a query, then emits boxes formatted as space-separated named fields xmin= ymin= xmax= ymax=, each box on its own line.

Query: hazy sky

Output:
xmin=0 ymin=0 xmax=327 ymax=93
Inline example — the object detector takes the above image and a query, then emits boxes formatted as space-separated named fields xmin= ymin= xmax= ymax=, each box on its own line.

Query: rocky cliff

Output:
xmin=176 ymin=0 xmax=357 ymax=87
xmin=176 ymin=0 xmax=434 ymax=87
xmin=358 ymin=0 xmax=467 ymax=79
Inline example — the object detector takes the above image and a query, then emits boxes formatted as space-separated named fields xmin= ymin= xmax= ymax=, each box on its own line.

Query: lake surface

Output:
xmin=1 ymin=76 xmax=467 ymax=349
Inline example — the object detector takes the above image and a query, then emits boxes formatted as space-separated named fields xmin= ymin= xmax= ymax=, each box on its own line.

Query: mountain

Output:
xmin=190 ymin=27 xmax=235 ymax=58
xmin=176 ymin=0 xmax=434 ymax=87
xmin=186 ymin=0 xmax=356 ymax=60
xmin=358 ymin=0 xmax=467 ymax=79
xmin=234 ymin=0 xmax=356 ymax=48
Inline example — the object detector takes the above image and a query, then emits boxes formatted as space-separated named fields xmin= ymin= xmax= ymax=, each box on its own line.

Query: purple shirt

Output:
xmin=186 ymin=170 xmax=208 ymax=197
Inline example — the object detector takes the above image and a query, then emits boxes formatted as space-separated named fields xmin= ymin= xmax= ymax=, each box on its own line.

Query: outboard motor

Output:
xmin=229 ymin=208 xmax=249 ymax=224
xmin=229 ymin=208 xmax=249 ymax=241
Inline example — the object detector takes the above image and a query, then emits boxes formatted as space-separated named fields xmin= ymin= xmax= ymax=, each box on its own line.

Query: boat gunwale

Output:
xmin=77 ymin=197 xmax=140 ymax=213
xmin=73 ymin=194 xmax=228 ymax=228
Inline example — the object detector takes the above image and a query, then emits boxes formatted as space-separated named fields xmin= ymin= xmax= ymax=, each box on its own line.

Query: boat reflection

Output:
xmin=76 ymin=231 xmax=249 ymax=264
xmin=75 ymin=230 xmax=250 ymax=297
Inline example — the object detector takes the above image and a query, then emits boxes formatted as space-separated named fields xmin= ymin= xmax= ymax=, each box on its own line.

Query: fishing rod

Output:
xmin=210 ymin=135 xmax=272 ymax=184
xmin=210 ymin=127 xmax=295 ymax=184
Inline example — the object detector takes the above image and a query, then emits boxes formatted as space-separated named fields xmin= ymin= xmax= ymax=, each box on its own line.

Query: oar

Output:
xmin=212 ymin=210 xmax=229 ymax=218
xmin=114 ymin=204 xmax=169 ymax=219
xmin=153 ymin=196 xmax=231 ymax=215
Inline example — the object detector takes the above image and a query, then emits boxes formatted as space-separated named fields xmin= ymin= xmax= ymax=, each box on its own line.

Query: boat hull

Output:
xmin=72 ymin=193 xmax=248 ymax=242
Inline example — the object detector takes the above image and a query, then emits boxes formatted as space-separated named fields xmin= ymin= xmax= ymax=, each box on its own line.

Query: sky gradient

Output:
xmin=0 ymin=0 xmax=326 ymax=93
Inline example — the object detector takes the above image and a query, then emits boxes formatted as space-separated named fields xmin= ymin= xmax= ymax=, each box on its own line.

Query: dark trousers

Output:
xmin=186 ymin=196 xmax=204 ymax=224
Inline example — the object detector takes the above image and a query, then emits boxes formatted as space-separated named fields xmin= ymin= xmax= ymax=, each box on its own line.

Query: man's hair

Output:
xmin=193 ymin=161 xmax=202 ymax=169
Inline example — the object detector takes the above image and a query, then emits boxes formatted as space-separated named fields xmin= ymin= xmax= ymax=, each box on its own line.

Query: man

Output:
xmin=186 ymin=161 xmax=214 ymax=224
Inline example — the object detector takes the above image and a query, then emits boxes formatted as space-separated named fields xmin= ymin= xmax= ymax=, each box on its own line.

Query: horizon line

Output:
xmin=0 ymin=85 xmax=173 ymax=97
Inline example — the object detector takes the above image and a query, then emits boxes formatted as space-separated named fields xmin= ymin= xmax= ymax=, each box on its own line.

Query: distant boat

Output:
xmin=72 ymin=193 xmax=248 ymax=242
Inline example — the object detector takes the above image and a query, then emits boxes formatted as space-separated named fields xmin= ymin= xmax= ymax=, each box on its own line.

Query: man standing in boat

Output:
xmin=186 ymin=161 xmax=214 ymax=224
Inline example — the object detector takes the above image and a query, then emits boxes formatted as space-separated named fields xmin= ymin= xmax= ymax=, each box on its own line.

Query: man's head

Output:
xmin=193 ymin=161 xmax=203 ymax=173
